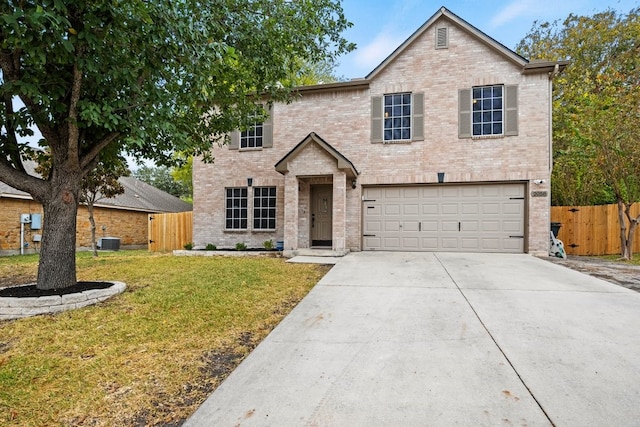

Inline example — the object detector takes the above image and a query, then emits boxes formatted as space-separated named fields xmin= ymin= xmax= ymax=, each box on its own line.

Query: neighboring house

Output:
xmin=193 ymin=7 xmax=567 ymax=256
xmin=0 ymin=175 xmax=192 ymax=256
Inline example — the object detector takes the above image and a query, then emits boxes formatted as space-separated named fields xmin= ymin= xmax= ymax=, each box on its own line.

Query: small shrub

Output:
xmin=205 ymin=243 xmax=217 ymax=251
xmin=235 ymin=242 xmax=247 ymax=251
xmin=263 ymin=239 xmax=274 ymax=250
xmin=184 ymin=242 xmax=193 ymax=250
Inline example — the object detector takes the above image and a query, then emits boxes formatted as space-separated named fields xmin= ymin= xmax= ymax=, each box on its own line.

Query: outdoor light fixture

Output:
xmin=247 ymin=177 xmax=253 ymax=187
xmin=352 ymin=179 xmax=357 ymax=189
xmin=437 ymin=172 xmax=445 ymax=183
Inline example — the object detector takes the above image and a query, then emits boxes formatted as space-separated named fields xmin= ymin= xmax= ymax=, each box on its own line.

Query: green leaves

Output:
xmin=518 ymin=7 xmax=640 ymax=208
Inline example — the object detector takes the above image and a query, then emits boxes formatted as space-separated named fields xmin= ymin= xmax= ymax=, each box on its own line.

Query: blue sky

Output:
xmin=335 ymin=0 xmax=640 ymax=79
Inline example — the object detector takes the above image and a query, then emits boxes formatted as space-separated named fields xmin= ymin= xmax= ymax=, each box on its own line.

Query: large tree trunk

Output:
xmin=37 ymin=177 xmax=81 ymax=290
xmin=617 ymin=199 xmax=640 ymax=261
xmin=623 ymin=203 xmax=639 ymax=261
xmin=617 ymin=200 xmax=630 ymax=259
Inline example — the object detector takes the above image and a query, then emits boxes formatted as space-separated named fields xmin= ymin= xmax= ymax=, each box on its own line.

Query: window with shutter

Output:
xmin=230 ymin=105 xmax=274 ymax=149
xmin=458 ymin=84 xmax=518 ymax=138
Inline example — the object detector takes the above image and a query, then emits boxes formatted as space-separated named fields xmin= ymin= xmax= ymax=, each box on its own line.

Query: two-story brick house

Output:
xmin=193 ymin=7 xmax=567 ymax=256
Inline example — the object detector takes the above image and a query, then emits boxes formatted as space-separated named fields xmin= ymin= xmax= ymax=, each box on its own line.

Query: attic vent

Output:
xmin=436 ymin=26 xmax=448 ymax=49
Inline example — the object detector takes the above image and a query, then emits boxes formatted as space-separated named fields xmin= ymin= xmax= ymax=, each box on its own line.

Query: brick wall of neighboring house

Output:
xmin=193 ymin=13 xmax=555 ymax=255
xmin=0 ymin=198 xmax=148 ymax=255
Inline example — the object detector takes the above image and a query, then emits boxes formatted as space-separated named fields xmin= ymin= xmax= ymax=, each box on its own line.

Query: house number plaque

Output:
xmin=531 ymin=191 xmax=548 ymax=197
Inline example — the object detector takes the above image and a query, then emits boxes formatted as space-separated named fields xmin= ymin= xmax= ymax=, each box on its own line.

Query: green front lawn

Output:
xmin=0 ymin=251 xmax=329 ymax=426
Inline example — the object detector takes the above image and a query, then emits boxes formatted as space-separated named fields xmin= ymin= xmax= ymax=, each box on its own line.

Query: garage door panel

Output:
xmin=384 ymin=221 xmax=401 ymax=232
xmin=385 ymin=204 xmax=401 ymax=215
xmin=383 ymin=237 xmax=401 ymax=249
xmin=364 ymin=236 xmax=382 ymax=249
xmin=365 ymin=221 xmax=382 ymax=233
xmin=363 ymin=184 xmax=525 ymax=253
xmin=482 ymin=221 xmax=500 ymax=232
xmin=403 ymin=204 xmax=419 ymax=215
xmin=461 ymin=238 xmax=480 ymax=249
xmin=441 ymin=238 xmax=459 ymax=249
xmin=421 ymin=237 xmax=438 ymax=249
xmin=442 ymin=204 xmax=458 ymax=214
xmin=422 ymin=204 xmax=439 ymax=215
xmin=403 ymin=221 xmax=420 ymax=232
xmin=482 ymin=203 xmax=500 ymax=214
xmin=481 ymin=238 xmax=501 ymax=250
xmin=503 ymin=202 xmax=524 ymax=215
xmin=503 ymin=220 xmax=523 ymax=233
xmin=461 ymin=203 xmax=480 ymax=214
xmin=402 ymin=237 xmax=420 ymax=248
xmin=441 ymin=220 xmax=459 ymax=232
xmin=422 ymin=221 xmax=438 ymax=231
xmin=503 ymin=238 xmax=524 ymax=250
xmin=462 ymin=221 xmax=479 ymax=232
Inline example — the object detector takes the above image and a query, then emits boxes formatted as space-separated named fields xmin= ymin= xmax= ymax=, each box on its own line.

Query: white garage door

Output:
xmin=363 ymin=184 xmax=525 ymax=253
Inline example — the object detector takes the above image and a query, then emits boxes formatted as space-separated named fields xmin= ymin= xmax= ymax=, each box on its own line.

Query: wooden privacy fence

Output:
xmin=550 ymin=204 xmax=640 ymax=256
xmin=148 ymin=211 xmax=192 ymax=252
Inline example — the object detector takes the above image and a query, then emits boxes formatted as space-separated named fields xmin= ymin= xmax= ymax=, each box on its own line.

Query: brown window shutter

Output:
xmin=371 ymin=96 xmax=383 ymax=143
xmin=504 ymin=85 xmax=518 ymax=136
xmin=458 ymin=89 xmax=472 ymax=138
xmin=412 ymin=92 xmax=424 ymax=141
xmin=262 ymin=106 xmax=273 ymax=148
xmin=229 ymin=130 xmax=239 ymax=149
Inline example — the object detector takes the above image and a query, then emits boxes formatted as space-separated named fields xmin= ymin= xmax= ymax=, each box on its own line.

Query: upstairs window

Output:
xmin=241 ymin=121 xmax=263 ymax=148
xmin=459 ymin=85 xmax=518 ymax=138
xmin=384 ymin=93 xmax=412 ymax=141
xmin=229 ymin=105 xmax=274 ymax=149
xmin=371 ymin=93 xmax=424 ymax=143
xmin=472 ymin=85 xmax=503 ymax=136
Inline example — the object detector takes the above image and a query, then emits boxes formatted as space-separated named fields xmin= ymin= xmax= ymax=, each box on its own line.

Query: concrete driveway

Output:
xmin=184 ymin=252 xmax=640 ymax=426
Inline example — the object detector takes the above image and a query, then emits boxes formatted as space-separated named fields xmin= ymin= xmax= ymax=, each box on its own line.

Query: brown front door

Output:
xmin=311 ymin=185 xmax=332 ymax=247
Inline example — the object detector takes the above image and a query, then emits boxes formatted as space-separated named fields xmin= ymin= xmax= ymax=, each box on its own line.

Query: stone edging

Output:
xmin=0 ymin=281 xmax=126 ymax=321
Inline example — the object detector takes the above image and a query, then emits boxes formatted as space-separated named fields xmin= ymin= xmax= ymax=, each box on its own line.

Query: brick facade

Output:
xmin=0 ymin=198 xmax=148 ymax=255
xmin=193 ymin=9 xmax=563 ymax=256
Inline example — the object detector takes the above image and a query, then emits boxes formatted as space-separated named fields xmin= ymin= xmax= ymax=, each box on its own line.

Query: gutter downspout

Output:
xmin=548 ymin=63 xmax=560 ymax=172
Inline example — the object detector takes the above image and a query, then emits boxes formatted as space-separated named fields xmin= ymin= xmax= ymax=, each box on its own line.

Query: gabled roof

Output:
xmin=95 ymin=176 xmax=192 ymax=213
xmin=290 ymin=7 xmax=566 ymax=96
xmin=275 ymin=132 xmax=359 ymax=178
xmin=0 ymin=163 xmax=192 ymax=213
xmin=366 ymin=7 xmax=530 ymax=79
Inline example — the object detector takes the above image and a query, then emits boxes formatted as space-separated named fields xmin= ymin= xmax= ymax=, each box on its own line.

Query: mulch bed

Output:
xmin=0 ymin=281 xmax=114 ymax=298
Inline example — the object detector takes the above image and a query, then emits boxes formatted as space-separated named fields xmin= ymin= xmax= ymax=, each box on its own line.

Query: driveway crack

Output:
xmin=434 ymin=253 xmax=556 ymax=427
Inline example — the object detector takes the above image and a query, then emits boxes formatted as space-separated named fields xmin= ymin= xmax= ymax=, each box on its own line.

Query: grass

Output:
xmin=599 ymin=254 xmax=640 ymax=266
xmin=0 ymin=251 xmax=330 ymax=426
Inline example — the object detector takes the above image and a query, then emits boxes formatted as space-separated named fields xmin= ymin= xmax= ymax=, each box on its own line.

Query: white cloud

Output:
xmin=490 ymin=0 xmax=537 ymax=28
xmin=353 ymin=31 xmax=407 ymax=71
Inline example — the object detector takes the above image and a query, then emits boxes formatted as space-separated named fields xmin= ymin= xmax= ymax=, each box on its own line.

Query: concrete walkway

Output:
xmin=184 ymin=252 xmax=640 ymax=426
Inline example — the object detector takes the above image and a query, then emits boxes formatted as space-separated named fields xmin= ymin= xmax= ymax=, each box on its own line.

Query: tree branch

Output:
xmin=80 ymin=131 xmax=121 ymax=174
xmin=2 ymin=91 xmax=27 ymax=173
xmin=0 ymin=50 xmax=59 ymax=145
xmin=0 ymin=159 xmax=48 ymax=201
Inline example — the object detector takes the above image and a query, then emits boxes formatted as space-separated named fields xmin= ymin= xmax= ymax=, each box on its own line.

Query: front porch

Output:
xmin=275 ymin=133 xmax=359 ymax=257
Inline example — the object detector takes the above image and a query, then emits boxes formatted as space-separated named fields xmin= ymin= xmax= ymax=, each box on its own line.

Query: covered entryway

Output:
xmin=363 ymin=183 xmax=525 ymax=253
xmin=275 ymin=132 xmax=358 ymax=255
